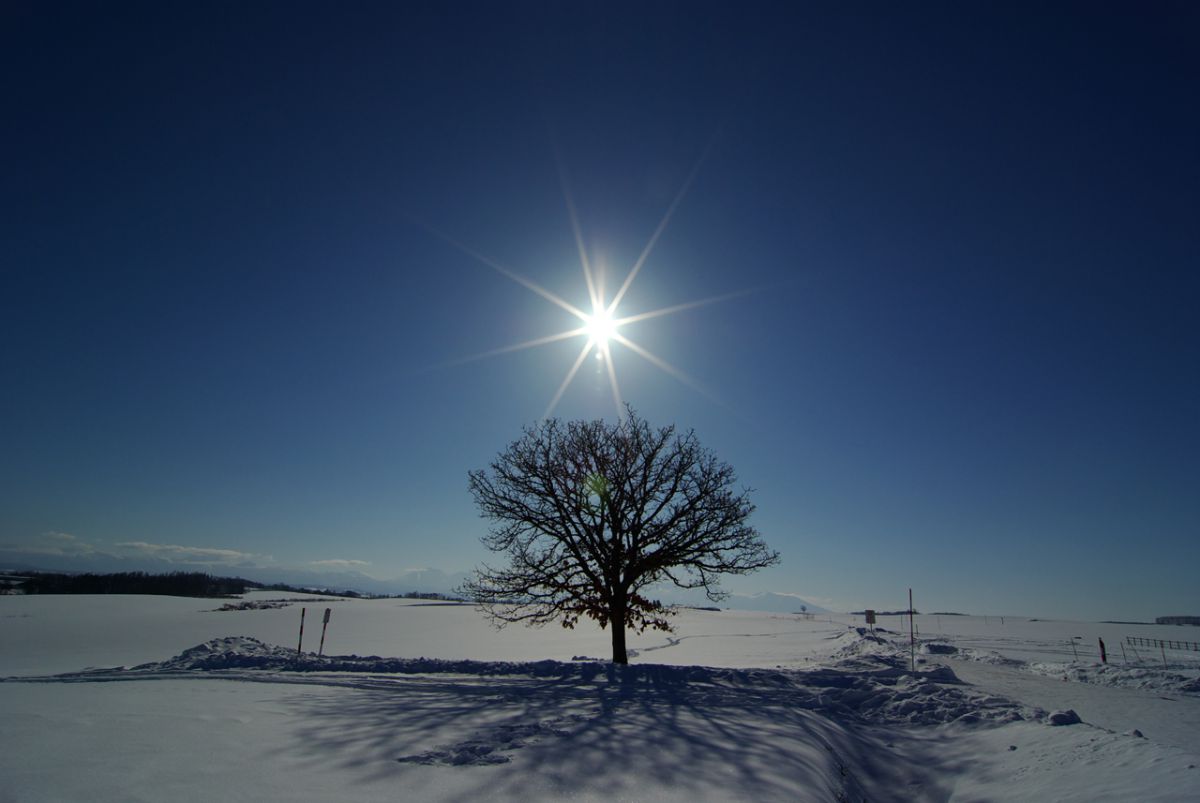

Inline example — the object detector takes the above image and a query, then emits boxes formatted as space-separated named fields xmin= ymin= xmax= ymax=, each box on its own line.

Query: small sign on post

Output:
xmin=865 ymin=609 xmax=876 ymax=629
xmin=318 ymin=608 xmax=332 ymax=657
xmin=297 ymin=607 xmax=306 ymax=655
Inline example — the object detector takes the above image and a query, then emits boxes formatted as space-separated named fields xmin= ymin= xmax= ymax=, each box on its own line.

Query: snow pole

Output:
xmin=1098 ymin=637 xmax=1107 ymax=664
xmin=1121 ymin=643 xmax=1128 ymax=665
xmin=909 ymin=588 xmax=915 ymax=672
xmin=318 ymin=608 xmax=331 ymax=656
xmin=1070 ymin=638 xmax=1078 ymax=661
xmin=298 ymin=607 xmax=306 ymax=655
xmin=1161 ymin=643 xmax=1167 ymax=669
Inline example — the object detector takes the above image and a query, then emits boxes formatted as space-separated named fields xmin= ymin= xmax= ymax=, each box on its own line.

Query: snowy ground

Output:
xmin=2 ymin=593 xmax=1197 ymax=801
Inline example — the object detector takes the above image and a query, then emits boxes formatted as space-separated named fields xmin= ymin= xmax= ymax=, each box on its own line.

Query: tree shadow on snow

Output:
xmin=265 ymin=661 xmax=989 ymax=801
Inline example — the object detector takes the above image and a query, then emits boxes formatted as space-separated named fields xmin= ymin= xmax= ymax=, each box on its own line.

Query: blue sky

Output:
xmin=3 ymin=3 xmax=1197 ymax=620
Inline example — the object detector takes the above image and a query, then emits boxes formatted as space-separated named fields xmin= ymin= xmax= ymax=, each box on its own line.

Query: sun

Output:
xmin=421 ymin=139 xmax=746 ymax=420
xmin=585 ymin=306 xmax=617 ymax=351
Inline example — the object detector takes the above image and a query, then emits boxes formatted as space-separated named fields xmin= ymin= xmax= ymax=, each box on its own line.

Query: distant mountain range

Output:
xmin=656 ymin=589 xmax=830 ymax=614
xmin=233 ymin=570 xmax=830 ymax=614
xmin=1 ymin=554 xmax=828 ymax=613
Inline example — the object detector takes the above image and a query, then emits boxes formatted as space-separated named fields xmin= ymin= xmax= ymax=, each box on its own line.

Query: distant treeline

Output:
xmin=12 ymin=571 xmax=255 ymax=598
xmin=2 ymin=571 xmax=465 ymax=600
xmin=852 ymin=610 xmax=922 ymax=616
xmin=256 ymin=583 xmax=463 ymax=602
xmin=401 ymin=591 xmax=465 ymax=601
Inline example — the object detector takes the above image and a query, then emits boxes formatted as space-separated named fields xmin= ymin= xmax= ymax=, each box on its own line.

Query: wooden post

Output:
xmin=297 ymin=607 xmax=306 ymax=655
xmin=318 ymin=608 xmax=331 ymax=656
xmin=1161 ymin=642 xmax=1167 ymax=669
xmin=1121 ymin=643 xmax=1128 ymax=665
xmin=1070 ymin=638 xmax=1078 ymax=661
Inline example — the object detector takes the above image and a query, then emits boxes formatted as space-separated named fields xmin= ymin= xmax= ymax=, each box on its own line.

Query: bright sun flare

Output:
xmin=585 ymin=307 xmax=617 ymax=350
xmin=423 ymin=139 xmax=746 ymax=420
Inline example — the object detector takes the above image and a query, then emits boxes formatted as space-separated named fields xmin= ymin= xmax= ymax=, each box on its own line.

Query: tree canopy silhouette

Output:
xmin=463 ymin=409 xmax=779 ymax=664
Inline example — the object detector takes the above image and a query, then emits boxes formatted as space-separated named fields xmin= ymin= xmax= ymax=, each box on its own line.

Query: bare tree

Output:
xmin=462 ymin=409 xmax=779 ymax=664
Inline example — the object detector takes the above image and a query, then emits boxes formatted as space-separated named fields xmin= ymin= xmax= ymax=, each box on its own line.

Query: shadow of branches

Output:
xmin=265 ymin=661 xmax=989 ymax=801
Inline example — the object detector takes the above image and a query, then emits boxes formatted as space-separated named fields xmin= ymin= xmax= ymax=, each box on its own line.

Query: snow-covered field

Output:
xmin=2 ymin=592 xmax=1197 ymax=801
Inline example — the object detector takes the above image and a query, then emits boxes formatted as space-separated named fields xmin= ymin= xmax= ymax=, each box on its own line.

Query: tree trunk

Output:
xmin=610 ymin=596 xmax=628 ymax=664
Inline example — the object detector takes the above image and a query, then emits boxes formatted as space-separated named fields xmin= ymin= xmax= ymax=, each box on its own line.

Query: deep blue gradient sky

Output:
xmin=3 ymin=3 xmax=1197 ymax=619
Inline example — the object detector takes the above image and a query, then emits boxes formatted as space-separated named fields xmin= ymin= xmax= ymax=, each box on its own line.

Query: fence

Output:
xmin=1125 ymin=636 xmax=1200 ymax=652
xmin=1124 ymin=635 xmax=1200 ymax=670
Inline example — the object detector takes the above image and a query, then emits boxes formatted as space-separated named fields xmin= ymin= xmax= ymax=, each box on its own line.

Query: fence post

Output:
xmin=1161 ymin=643 xmax=1167 ymax=669
xmin=297 ymin=607 xmax=306 ymax=655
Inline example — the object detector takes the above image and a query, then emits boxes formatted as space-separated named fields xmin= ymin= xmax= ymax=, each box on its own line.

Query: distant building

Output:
xmin=1156 ymin=616 xmax=1200 ymax=626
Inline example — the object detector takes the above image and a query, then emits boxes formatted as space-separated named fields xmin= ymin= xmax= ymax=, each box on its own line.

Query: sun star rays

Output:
xmin=424 ymin=143 xmax=737 ymax=420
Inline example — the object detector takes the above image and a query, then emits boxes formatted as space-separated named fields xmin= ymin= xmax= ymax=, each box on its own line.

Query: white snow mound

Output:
xmin=50 ymin=634 xmax=1041 ymax=728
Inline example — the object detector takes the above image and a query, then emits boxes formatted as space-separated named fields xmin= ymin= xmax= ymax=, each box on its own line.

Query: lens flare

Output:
xmin=423 ymin=135 xmax=739 ymax=420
